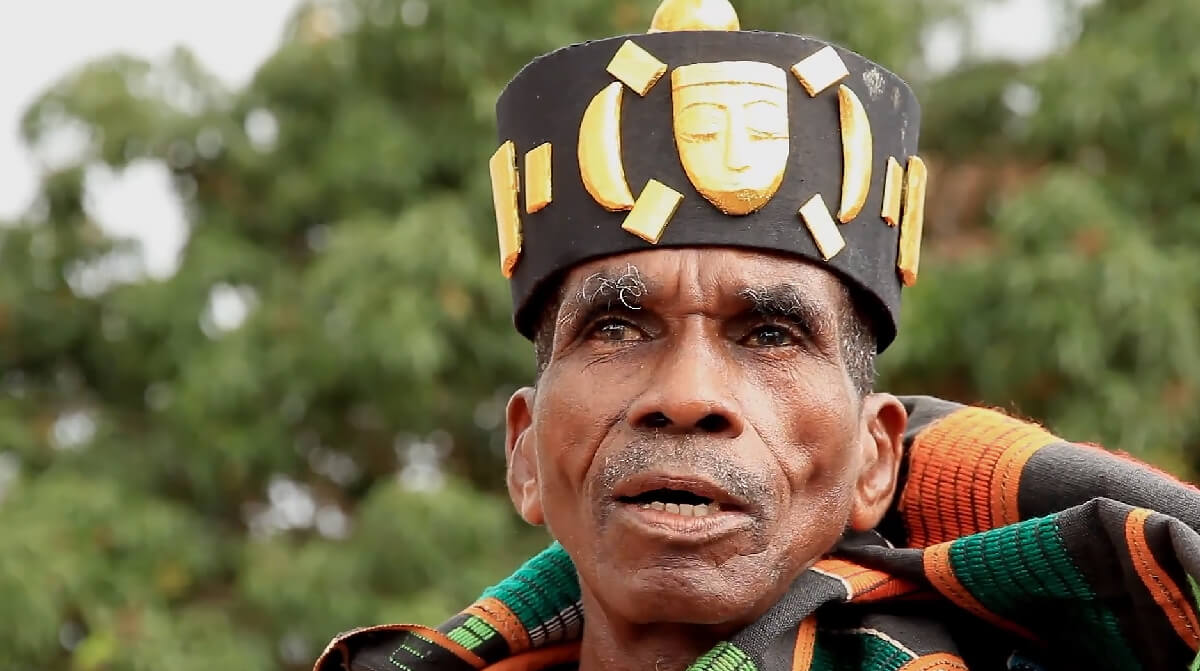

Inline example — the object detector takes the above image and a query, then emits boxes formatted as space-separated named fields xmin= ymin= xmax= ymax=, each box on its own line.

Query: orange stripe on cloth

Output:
xmin=1124 ymin=507 xmax=1200 ymax=651
xmin=811 ymin=558 xmax=924 ymax=602
xmin=467 ymin=597 xmax=533 ymax=654
xmin=901 ymin=407 xmax=1058 ymax=547
xmin=989 ymin=427 xmax=1053 ymax=528
xmin=852 ymin=576 xmax=928 ymax=602
xmin=897 ymin=652 xmax=970 ymax=670
xmin=922 ymin=542 xmax=1037 ymax=641
xmin=791 ymin=617 xmax=818 ymax=671
xmin=487 ymin=643 xmax=580 ymax=671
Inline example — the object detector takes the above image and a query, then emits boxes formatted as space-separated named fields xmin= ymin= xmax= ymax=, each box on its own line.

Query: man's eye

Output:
xmin=741 ymin=324 xmax=796 ymax=347
xmin=588 ymin=319 xmax=644 ymax=342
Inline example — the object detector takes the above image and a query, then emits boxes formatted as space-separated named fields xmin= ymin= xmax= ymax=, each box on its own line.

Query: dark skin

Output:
xmin=505 ymin=248 xmax=907 ymax=671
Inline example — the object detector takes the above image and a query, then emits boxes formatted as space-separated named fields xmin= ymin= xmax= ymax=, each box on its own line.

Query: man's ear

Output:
xmin=848 ymin=393 xmax=907 ymax=532
xmin=505 ymin=386 xmax=544 ymax=526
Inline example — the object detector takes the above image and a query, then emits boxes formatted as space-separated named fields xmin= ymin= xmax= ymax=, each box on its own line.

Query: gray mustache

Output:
xmin=596 ymin=436 xmax=770 ymax=504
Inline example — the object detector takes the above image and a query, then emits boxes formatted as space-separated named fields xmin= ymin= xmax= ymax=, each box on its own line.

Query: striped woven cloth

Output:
xmin=315 ymin=396 xmax=1200 ymax=671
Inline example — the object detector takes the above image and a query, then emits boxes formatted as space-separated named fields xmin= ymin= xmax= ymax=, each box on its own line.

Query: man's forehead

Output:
xmin=557 ymin=248 xmax=847 ymax=309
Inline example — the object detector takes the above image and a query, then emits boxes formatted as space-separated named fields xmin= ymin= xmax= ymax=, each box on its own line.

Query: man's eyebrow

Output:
xmin=555 ymin=263 xmax=649 ymax=329
xmin=737 ymin=284 xmax=836 ymax=339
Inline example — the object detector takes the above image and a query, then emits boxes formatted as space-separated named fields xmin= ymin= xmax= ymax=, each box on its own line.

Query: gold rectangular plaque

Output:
xmin=791 ymin=46 xmax=850 ymax=97
xmin=524 ymin=142 xmax=552 ymax=214
xmin=622 ymin=179 xmax=683 ymax=244
xmin=799 ymin=194 xmax=845 ymax=260
xmin=881 ymin=157 xmax=904 ymax=226
xmin=898 ymin=156 xmax=928 ymax=286
xmin=606 ymin=40 xmax=668 ymax=97
xmin=489 ymin=140 xmax=522 ymax=277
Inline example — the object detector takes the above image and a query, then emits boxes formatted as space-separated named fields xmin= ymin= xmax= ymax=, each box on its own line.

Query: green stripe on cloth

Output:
xmin=809 ymin=630 xmax=914 ymax=671
xmin=444 ymin=615 xmax=498 ymax=651
xmin=389 ymin=631 xmax=436 ymax=668
xmin=947 ymin=514 xmax=1140 ymax=670
xmin=480 ymin=542 xmax=581 ymax=636
xmin=687 ymin=642 xmax=757 ymax=671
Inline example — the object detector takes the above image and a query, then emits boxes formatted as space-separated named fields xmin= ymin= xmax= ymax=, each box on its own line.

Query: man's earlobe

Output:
xmin=849 ymin=393 xmax=907 ymax=532
xmin=505 ymin=386 xmax=544 ymax=526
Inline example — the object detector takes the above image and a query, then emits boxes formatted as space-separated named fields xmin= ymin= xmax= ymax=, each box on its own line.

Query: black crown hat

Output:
xmin=488 ymin=0 xmax=927 ymax=350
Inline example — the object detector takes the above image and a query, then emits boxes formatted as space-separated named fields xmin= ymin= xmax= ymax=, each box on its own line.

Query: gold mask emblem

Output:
xmin=671 ymin=61 xmax=789 ymax=215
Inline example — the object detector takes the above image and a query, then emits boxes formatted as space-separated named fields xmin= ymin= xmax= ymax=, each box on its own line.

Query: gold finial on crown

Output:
xmin=649 ymin=0 xmax=740 ymax=32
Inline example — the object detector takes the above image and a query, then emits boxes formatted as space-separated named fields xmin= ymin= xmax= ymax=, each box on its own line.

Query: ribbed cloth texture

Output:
xmin=948 ymin=514 xmax=1140 ymax=670
xmin=480 ymin=542 xmax=582 ymax=645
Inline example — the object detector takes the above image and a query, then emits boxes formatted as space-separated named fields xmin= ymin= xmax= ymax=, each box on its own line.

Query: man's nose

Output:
xmin=627 ymin=350 xmax=745 ymax=437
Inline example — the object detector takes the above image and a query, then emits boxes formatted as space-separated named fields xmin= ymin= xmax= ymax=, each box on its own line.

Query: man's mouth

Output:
xmin=607 ymin=474 xmax=755 ymax=542
xmin=612 ymin=474 xmax=749 ymax=511
xmin=617 ymin=488 xmax=723 ymax=517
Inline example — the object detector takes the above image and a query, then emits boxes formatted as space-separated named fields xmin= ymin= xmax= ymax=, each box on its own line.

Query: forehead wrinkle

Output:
xmin=635 ymin=257 xmax=772 ymax=319
xmin=649 ymin=249 xmax=708 ymax=314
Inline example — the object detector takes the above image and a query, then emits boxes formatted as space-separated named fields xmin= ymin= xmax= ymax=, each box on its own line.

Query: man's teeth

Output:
xmin=639 ymin=501 xmax=719 ymax=516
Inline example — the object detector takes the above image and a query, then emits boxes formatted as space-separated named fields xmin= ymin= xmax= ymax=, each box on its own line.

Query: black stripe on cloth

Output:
xmin=1018 ymin=443 xmax=1200 ymax=529
xmin=1055 ymin=498 xmax=1182 ymax=670
xmin=1138 ymin=512 xmax=1200 ymax=657
xmin=730 ymin=569 xmax=846 ymax=664
xmin=347 ymin=629 xmax=477 ymax=671
xmin=435 ymin=612 xmax=513 ymax=665
xmin=899 ymin=396 xmax=966 ymax=445
xmin=838 ymin=543 xmax=927 ymax=582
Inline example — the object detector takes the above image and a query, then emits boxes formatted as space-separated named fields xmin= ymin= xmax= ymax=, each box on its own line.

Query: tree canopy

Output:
xmin=3 ymin=0 xmax=1199 ymax=667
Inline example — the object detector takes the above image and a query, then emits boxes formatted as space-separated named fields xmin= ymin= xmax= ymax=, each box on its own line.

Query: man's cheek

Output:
xmin=533 ymin=421 xmax=594 ymax=496
xmin=778 ymin=444 xmax=857 ymax=541
xmin=536 ymin=382 xmax=627 ymax=479
xmin=537 ymin=468 xmax=591 ymax=556
xmin=533 ymin=429 xmax=599 ymax=543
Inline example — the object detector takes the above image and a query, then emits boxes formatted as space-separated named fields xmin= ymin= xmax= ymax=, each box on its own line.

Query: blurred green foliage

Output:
xmin=2 ymin=0 xmax=1198 ymax=667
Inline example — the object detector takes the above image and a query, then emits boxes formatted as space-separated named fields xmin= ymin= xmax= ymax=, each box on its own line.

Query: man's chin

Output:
xmin=591 ymin=557 xmax=777 ymax=627
xmin=576 ymin=504 xmax=785 ymax=624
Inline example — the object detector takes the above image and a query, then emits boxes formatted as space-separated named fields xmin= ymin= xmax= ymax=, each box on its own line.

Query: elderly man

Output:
xmin=316 ymin=1 xmax=1200 ymax=669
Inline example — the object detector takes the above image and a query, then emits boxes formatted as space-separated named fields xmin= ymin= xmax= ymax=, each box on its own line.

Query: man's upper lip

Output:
xmin=611 ymin=472 xmax=749 ymax=510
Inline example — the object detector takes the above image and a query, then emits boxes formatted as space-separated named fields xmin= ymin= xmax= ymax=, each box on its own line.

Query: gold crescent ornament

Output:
xmin=836 ymin=85 xmax=873 ymax=223
xmin=578 ymin=82 xmax=636 ymax=211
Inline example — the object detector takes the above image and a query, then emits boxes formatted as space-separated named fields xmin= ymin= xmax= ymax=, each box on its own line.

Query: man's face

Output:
xmin=505 ymin=248 xmax=902 ymax=631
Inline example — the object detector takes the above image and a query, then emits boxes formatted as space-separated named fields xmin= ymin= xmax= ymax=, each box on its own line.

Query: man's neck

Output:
xmin=578 ymin=623 xmax=718 ymax=671
xmin=575 ymin=597 xmax=744 ymax=671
